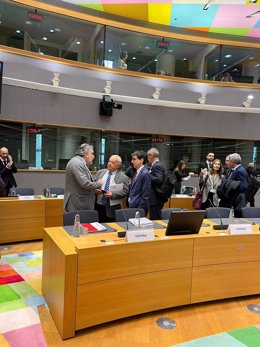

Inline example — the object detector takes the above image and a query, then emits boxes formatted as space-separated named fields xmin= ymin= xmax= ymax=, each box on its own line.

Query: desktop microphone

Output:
xmin=209 ymin=200 xmax=229 ymax=230
xmin=117 ymin=207 xmax=128 ymax=238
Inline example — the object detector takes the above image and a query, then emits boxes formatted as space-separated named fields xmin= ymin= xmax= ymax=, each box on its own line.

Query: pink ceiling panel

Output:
xmin=248 ymin=28 xmax=260 ymax=38
xmin=212 ymin=5 xmax=260 ymax=28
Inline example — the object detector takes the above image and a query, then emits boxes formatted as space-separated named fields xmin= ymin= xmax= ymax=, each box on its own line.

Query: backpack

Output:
xmin=245 ymin=175 xmax=260 ymax=203
xmin=155 ymin=170 xmax=176 ymax=199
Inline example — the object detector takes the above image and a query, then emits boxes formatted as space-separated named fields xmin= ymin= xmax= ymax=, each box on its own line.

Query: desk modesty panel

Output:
xmin=0 ymin=197 xmax=63 ymax=243
xmin=42 ymin=224 xmax=260 ymax=339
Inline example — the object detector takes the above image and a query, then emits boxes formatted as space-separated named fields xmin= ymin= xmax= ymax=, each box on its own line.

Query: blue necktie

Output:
xmin=101 ymin=172 xmax=112 ymax=205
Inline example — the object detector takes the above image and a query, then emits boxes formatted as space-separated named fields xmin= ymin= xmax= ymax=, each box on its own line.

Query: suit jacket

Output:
xmin=64 ymin=155 xmax=101 ymax=212
xmin=0 ymin=160 xmax=17 ymax=195
xmin=198 ymin=161 xmax=212 ymax=174
xmin=149 ymin=160 xmax=165 ymax=206
xmin=228 ymin=165 xmax=248 ymax=193
xmin=95 ymin=169 xmax=129 ymax=218
xmin=129 ymin=166 xmax=151 ymax=213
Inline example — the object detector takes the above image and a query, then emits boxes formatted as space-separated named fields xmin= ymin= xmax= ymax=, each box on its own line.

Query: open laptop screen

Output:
xmin=165 ymin=210 xmax=205 ymax=236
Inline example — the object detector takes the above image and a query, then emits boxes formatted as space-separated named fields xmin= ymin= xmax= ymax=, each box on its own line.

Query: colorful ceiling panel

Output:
xmin=61 ymin=0 xmax=260 ymax=38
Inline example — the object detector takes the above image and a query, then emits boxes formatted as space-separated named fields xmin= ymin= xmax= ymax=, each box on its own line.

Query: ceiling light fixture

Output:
xmin=203 ymin=0 xmax=214 ymax=10
xmin=198 ymin=93 xmax=207 ymax=104
xmin=152 ymin=87 xmax=161 ymax=100
xmin=42 ymin=37 xmax=48 ymax=41
xmin=242 ymin=95 xmax=254 ymax=108
xmin=76 ymin=41 xmax=80 ymax=45
xmin=49 ymin=29 xmax=54 ymax=33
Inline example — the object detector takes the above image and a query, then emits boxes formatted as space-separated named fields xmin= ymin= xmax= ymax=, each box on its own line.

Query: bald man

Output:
xmin=0 ymin=147 xmax=17 ymax=196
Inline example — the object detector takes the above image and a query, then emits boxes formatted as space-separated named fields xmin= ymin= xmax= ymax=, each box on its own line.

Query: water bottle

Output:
xmin=46 ymin=185 xmax=51 ymax=197
xmin=73 ymin=212 xmax=81 ymax=237
xmin=10 ymin=185 xmax=16 ymax=197
xmin=229 ymin=208 xmax=235 ymax=224
xmin=135 ymin=210 xmax=141 ymax=228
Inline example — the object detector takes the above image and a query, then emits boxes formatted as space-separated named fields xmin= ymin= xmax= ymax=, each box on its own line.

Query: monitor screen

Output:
xmin=0 ymin=62 xmax=3 ymax=114
xmin=165 ymin=210 xmax=205 ymax=236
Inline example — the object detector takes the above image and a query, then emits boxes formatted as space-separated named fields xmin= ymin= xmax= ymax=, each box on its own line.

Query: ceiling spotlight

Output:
xmin=152 ymin=87 xmax=162 ymax=100
xmin=242 ymin=95 xmax=254 ymax=108
xmin=76 ymin=41 xmax=81 ymax=45
xmin=42 ymin=37 xmax=48 ymax=41
xmin=104 ymin=80 xmax=112 ymax=94
xmin=108 ymin=49 xmax=112 ymax=52
xmin=198 ymin=93 xmax=207 ymax=104
xmin=16 ymin=29 xmax=21 ymax=34
xmin=49 ymin=29 xmax=54 ymax=33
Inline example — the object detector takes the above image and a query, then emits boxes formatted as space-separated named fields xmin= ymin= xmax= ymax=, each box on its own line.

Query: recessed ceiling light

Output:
xmin=42 ymin=37 xmax=48 ymax=41
xmin=120 ymin=42 xmax=127 ymax=46
xmin=100 ymin=40 xmax=104 ymax=44
xmin=16 ymin=29 xmax=21 ymax=34
xmin=168 ymin=49 xmax=173 ymax=53
xmin=223 ymin=64 xmax=227 ymax=67
xmin=144 ymin=46 xmax=150 ymax=49
xmin=0 ymin=21 xmax=2 ymax=25
xmin=49 ymin=29 xmax=54 ymax=33
xmin=132 ymin=57 xmax=136 ymax=60
xmin=256 ymin=64 xmax=260 ymax=67
xmin=214 ymin=59 xmax=219 ymax=62
xmin=108 ymin=49 xmax=112 ymax=52
xmin=54 ymin=28 xmax=61 ymax=32
xmin=225 ymin=54 xmax=232 ymax=58
xmin=25 ymin=20 xmax=31 ymax=25
xmin=154 ymin=59 xmax=158 ymax=62
xmin=76 ymin=41 xmax=80 ymax=45
xmin=183 ymin=57 xmax=187 ymax=61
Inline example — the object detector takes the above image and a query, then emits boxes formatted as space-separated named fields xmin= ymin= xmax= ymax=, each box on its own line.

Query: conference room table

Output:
xmin=0 ymin=196 xmax=63 ymax=244
xmin=0 ymin=194 xmax=194 ymax=244
xmin=42 ymin=219 xmax=260 ymax=339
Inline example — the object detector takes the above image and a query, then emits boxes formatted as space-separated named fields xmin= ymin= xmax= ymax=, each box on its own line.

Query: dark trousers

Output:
xmin=149 ymin=202 xmax=164 ymax=220
xmin=95 ymin=203 xmax=115 ymax=223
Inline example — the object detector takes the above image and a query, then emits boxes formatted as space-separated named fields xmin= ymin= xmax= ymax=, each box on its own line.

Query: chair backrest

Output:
xmin=43 ymin=187 xmax=64 ymax=196
xmin=15 ymin=187 xmax=34 ymax=196
xmin=63 ymin=210 xmax=99 ymax=226
xmin=115 ymin=208 xmax=145 ymax=222
xmin=241 ymin=207 xmax=260 ymax=218
xmin=161 ymin=208 xmax=187 ymax=220
xmin=205 ymin=207 xmax=230 ymax=219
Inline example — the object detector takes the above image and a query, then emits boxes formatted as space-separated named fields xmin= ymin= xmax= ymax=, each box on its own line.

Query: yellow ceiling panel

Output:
xmin=102 ymin=4 xmax=148 ymax=22
xmin=148 ymin=4 xmax=171 ymax=26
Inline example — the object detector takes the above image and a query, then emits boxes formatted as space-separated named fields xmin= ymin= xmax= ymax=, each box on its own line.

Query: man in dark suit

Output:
xmin=225 ymin=153 xmax=248 ymax=217
xmin=0 ymin=147 xmax=17 ymax=196
xmin=128 ymin=150 xmax=151 ymax=215
xmin=95 ymin=155 xmax=129 ymax=222
xmin=198 ymin=152 xmax=215 ymax=173
xmin=147 ymin=148 xmax=165 ymax=220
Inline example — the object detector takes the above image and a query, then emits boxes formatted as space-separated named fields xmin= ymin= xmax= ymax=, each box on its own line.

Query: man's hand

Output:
xmin=6 ymin=155 xmax=13 ymax=169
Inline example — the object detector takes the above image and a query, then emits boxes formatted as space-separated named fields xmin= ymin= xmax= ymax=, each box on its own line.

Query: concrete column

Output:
xmin=157 ymin=53 xmax=175 ymax=76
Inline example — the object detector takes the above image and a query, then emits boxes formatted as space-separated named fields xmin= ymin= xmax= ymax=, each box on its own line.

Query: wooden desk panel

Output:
xmin=76 ymin=268 xmax=192 ymax=330
xmin=170 ymin=196 xmax=194 ymax=210
xmin=191 ymin=261 xmax=260 ymax=303
xmin=193 ymin=234 xmax=260 ymax=266
xmin=77 ymin=238 xmax=193 ymax=284
xmin=0 ymin=199 xmax=45 ymax=219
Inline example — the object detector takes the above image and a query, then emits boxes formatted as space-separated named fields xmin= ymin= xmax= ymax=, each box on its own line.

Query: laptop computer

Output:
xmin=165 ymin=210 xmax=206 ymax=236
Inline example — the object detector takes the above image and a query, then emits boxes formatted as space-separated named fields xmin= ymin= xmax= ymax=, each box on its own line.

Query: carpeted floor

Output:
xmin=171 ymin=325 xmax=260 ymax=347
xmin=0 ymin=251 xmax=47 ymax=347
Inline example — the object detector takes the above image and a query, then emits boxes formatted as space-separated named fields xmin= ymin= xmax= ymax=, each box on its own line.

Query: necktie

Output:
xmin=3 ymin=160 xmax=7 ymax=166
xmin=101 ymin=172 xmax=112 ymax=205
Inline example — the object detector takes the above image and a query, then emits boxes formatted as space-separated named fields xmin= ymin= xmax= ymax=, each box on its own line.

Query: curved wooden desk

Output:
xmin=42 ymin=222 xmax=260 ymax=339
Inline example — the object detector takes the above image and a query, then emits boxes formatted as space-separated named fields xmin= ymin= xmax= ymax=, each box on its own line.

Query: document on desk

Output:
xmin=109 ymin=183 xmax=124 ymax=206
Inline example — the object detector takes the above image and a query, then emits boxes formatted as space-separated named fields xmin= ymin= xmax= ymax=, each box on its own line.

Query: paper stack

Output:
xmin=129 ymin=217 xmax=154 ymax=228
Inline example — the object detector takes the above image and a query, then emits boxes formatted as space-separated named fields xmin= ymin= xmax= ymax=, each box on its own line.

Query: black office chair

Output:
xmin=161 ymin=208 xmax=187 ymax=220
xmin=205 ymin=207 xmax=230 ymax=219
xmin=15 ymin=187 xmax=35 ymax=196
xmin=115 ymin=208 xmax=145 ymax=222
xmin=63 ymin=210 xmax=99 ymax=226
xmin=43 ymin=187 xmax=64 ymax=196
xmin=241 ymin=207 xmax=260 ymax=218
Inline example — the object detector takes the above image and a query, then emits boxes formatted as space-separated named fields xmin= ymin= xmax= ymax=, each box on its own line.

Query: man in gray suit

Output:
xmin=95 ymin=155 xmax=129 ymax=222
xmin=64 ymin=143 xmax=103 ymax=212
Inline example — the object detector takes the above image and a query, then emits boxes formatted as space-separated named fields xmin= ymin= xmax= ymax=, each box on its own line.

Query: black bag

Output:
xmin=155 ymin=170 xmax=176 ymax=199
xmin=245 ymin=175 xmax=260 ymax=203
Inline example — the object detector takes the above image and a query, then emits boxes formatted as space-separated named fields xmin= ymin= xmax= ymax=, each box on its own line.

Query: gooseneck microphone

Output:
xmin=209 ymin=200 xmax=229 ymax=230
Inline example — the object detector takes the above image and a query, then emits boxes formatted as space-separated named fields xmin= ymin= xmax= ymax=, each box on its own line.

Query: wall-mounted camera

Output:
xmin=99 ymin=95 xmax=122 ymax=116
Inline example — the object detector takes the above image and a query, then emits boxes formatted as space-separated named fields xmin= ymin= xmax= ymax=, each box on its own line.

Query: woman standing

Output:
xmin=173 ymin=160 xmax=194 ymax=194
xmin=200 ymin=159 xmax=223 ymax=209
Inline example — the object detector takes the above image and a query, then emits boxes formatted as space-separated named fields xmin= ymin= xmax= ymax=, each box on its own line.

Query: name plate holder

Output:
xmin=229 ymin=224 xmax=252 ymax=235
xmin=126 ymin=228 xmax=155 ymax=243
xmin=18 ymin=195 xmax=35 ymax=200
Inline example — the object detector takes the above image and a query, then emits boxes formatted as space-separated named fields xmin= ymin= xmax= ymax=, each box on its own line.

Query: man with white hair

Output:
xmin=220 ymin=153 xmax=248 ymax=217
xmin=64 ymin=143 xmax=103 ymax=212
xmin=95 ymin=155 xmax=129 ymax=222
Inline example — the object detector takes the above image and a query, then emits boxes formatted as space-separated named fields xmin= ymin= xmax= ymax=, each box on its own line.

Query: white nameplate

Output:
xmin=18 ymin=195 xmax=35 ymax=200
xmin=229 ymin=224 xmax=252 ymax=235
xmin=126 ymin=229 xmax=155 ymax=243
